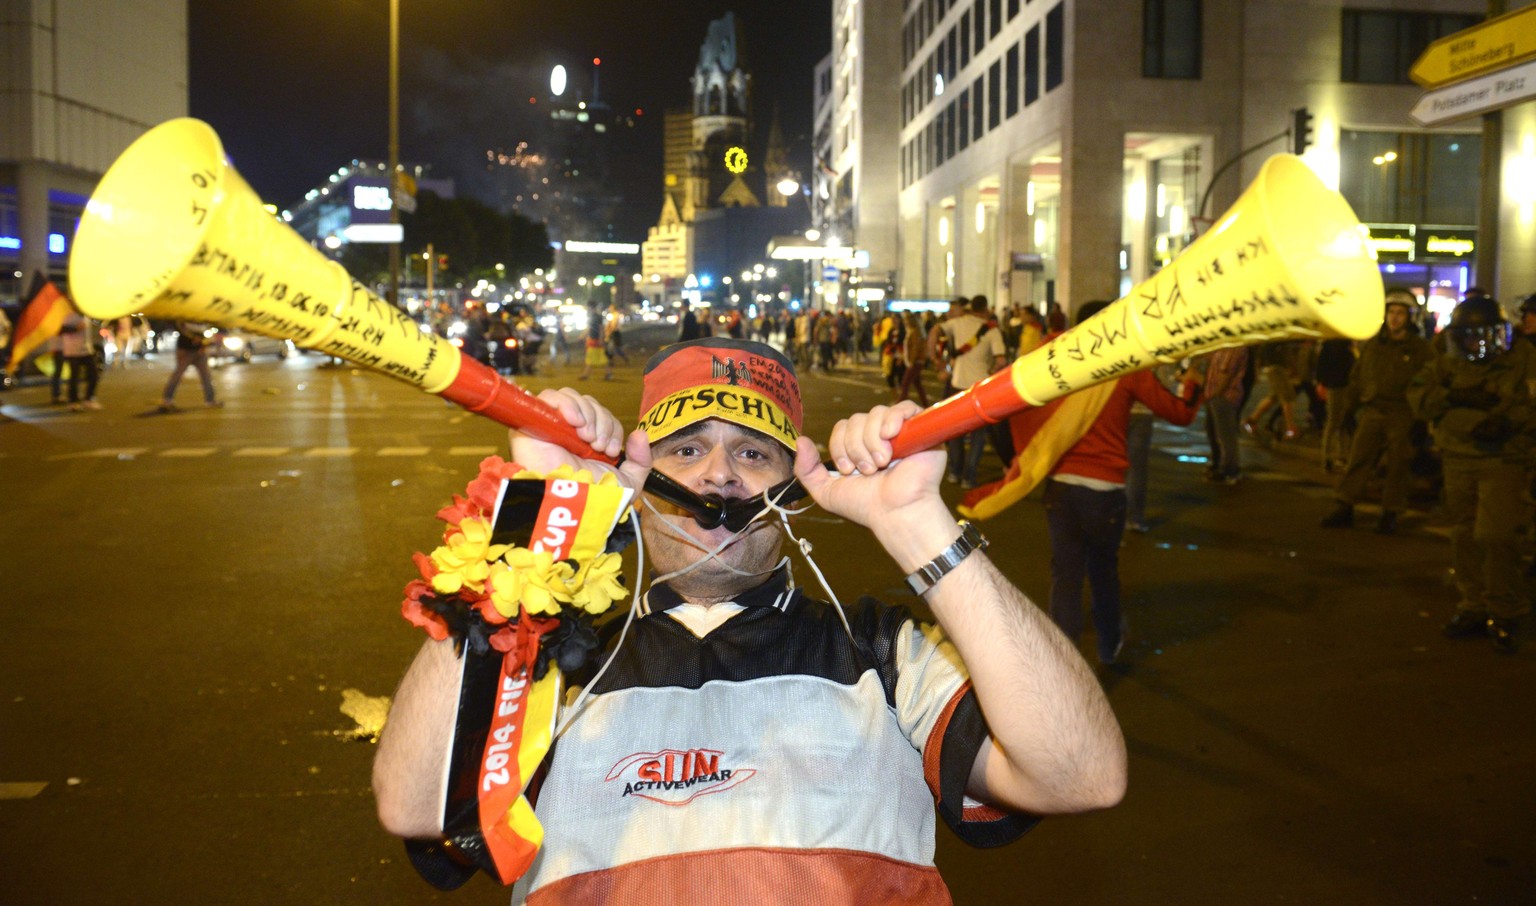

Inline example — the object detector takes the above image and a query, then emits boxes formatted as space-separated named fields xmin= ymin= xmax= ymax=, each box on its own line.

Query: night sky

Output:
xmin=188 ymin=0 xmax=830 ymax=238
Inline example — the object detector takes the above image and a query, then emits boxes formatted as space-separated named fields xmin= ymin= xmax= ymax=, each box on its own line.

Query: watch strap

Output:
xmin=905 ymin=520 xmax=988 ymax=595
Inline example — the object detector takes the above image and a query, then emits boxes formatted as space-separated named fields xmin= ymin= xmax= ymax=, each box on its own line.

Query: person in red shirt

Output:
xmin=1029 ymin=301 xmax=1203 ymax=665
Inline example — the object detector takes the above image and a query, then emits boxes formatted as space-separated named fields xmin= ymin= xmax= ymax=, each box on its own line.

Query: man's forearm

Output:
xmin=373 ymin=639 xmax=465 ymax=838
xmin=909 ymin=547 xmax=1126 ymax=813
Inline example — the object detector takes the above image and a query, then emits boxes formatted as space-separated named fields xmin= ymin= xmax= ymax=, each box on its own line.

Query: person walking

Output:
xmin=58 ymin=302 xmax=101 ymax=411
xmin=1315 ymin=336 xmax=1358 ymax=472
xmin=941 ymin=296 xmax=1008 ymax=488
xmin=1199 ymin=345 xmax=1249 ymax=485
xmin=1320 ymin=289 xmax=1433 ymax=534
xmin=677 ymin=305 xmax=701 ymax=343
xmin=159 ymin=320 xmax=221 ymax=412
xmin=580 ymin=301 xmax=612 ymax=381
xmin=605 ymin=306 xmax=630 ymax=364
xmin=1243 ymin=341 xmax=1304 ymax=440
xmin=997 ymin=301 xmax=1203 ymax=664
xmin=1409 ymin=296 xmax=1536 ymax=654
xmin=895 ymin=311 xmax=930 ymax=405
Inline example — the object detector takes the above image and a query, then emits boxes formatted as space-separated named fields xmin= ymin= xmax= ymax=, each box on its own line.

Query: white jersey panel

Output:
xmin=522 ymin=670 xmax=943 ymax=893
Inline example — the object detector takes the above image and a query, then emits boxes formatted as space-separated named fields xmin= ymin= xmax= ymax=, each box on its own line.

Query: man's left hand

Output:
xmin=794 ymin=402 xmax=954 ymax=561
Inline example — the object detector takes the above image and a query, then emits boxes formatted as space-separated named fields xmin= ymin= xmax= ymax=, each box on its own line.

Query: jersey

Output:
xmin=511 ymin=568 xmax=1035 ymax=904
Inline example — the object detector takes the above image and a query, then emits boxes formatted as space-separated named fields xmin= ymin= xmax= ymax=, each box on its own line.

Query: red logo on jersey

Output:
xmin=606 ymin=748 xmax=755 ymax=805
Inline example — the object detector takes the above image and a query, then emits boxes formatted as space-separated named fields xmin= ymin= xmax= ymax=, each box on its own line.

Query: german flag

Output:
xmin=4 ymin=278 xmax=70 ymax=376
xmin=957 ymin=382 xmax=1115 ymax=521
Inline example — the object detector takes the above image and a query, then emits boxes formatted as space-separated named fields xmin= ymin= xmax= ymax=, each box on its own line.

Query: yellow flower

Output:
xmin=485 ymin=561 xmax=525 ymax=619
xmin=429 ymin=517 xmax=509 ymax=595
xmin=492 ymin=547 xmax=575 ymax=617
xmin=569 ymin=552 xmax=627 ymax=615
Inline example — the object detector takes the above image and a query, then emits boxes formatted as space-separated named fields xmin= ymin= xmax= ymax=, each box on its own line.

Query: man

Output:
xmin=1519 ymin=293 xmax=1536 ymax=344
xmin=1409 ymin=296 xmax=1536 ymax=655
xmin=1320 ymin=288 xmax=1433 ymax=534
xmin=677 ymin=305 xmax=701 ymax=343
xmin=579 ymin=301 xmax=611 ymax=381
xmin=374 ymin=337 xmax=1126 ymax=902
xmin=1008 ymin=301 xmax=1202 ymax=664
xmin=1242 ymin=340 xmax=1303 ymax=440
xmin=1200 ymin=344 xmax=1249 ymax=485
xmin=57 ymin=300 xmax=102 ymax=411
xmin=159 ymin=320 xmax=222 ymax=412
xmin=940 ymin=296 xmax=1008 ymax=487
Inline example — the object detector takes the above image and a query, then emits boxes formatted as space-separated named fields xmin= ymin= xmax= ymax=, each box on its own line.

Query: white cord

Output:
xmin=554 ymin=477 xmax=855 ymax=738
xmin=761 ymin=489 xmax=854 ymax=640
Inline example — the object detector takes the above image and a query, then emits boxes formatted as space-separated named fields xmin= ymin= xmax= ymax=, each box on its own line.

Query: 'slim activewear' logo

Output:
xmin=605 ymin=748 xmax=755 ymax=806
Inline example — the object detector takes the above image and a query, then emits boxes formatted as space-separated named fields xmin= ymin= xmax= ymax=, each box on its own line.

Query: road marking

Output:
xmin=233 ymin=447 xmax=293 ymax=457
xmin=304 ymin=447 xmax=358 ymax=457
xmin=808 ymin=373 xmax=883 ymax=391
xmin=448 ymin=446 xmax=498 ymax=456
xmin=378 ymin=447 xmax=431 ymax=456
xmin=47 ymin=447 xmax=150 ymax=461
xmin=159 ymin=447 xmax=219 ymax=458
xmin=0 ymin=781 xmax=48 ymax=799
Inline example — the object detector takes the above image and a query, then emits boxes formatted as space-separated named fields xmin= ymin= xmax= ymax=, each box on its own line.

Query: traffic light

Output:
xmin=1291 ymin=107 xmax=1314 ymax=156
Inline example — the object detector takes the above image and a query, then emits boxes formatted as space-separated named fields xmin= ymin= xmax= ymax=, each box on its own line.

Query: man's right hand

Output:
xmin=508 ymin=388 xmax=652 ymax=492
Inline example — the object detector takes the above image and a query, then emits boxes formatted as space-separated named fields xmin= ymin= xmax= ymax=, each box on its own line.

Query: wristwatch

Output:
xmin=905 ymin=520 xmax=989 ymax=595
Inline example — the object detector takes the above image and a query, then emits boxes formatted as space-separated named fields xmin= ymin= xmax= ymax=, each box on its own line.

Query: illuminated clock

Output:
xmin=724 ymin=146 xmax=748 ymax=174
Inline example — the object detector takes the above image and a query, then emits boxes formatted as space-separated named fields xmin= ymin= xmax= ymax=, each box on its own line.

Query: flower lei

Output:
xmin=401 ymin=455 xmax=631 ymax=678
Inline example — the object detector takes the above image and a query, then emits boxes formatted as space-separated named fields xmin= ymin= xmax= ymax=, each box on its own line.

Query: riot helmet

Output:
xmin=1447 ymin=296 xmax=1511 ymax=363
xmin=1382 ymin=287 xmax=1421 ymax=332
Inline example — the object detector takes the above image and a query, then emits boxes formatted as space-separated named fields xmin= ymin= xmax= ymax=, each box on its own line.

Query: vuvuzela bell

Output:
xmin=68 ymin=118 xmax=604 ymax=459
xmin=890 ymin=154 xmax=1386 ymax=458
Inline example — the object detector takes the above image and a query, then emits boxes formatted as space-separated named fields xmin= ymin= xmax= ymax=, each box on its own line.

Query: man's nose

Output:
xmin=695 ymin=446 xmax=743 ymax=491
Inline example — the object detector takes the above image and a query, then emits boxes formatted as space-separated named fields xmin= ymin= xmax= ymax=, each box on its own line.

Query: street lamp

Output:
xmin=387 ymin=0 xmax=401 ymax=305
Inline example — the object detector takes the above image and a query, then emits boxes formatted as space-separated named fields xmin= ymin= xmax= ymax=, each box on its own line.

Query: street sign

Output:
xmin=822 ymin=265 xmax=839 ymax=281
xmin=392 ymin=172 xmax=417 ymax=214
xmin=1410 ymin=4 xmax=1536 ymax=88
xmin=1409 ymin=56 xmax=1536 ymax=125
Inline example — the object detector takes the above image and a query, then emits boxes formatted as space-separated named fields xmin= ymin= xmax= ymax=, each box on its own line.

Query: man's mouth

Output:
xmin=641 ymin=471 xmax=807 ymax=532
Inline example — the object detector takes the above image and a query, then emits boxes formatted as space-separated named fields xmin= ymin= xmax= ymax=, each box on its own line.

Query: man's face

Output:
xmin=641 ymin=419 xmax=794 ymax=600
xmin=1520 ymin=310 xmax=1536 ymax=337
xmin=1384 ymin=304 xmax=1410 ymax=335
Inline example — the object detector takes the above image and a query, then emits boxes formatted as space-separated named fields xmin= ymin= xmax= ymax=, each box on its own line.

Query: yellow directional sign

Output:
xmin=1411 ymin=5 xmax=1536 ymax=88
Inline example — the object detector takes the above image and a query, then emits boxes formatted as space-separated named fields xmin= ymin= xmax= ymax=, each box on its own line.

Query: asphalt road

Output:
xmin=2 ymin=335 xmax=1532 ymax=904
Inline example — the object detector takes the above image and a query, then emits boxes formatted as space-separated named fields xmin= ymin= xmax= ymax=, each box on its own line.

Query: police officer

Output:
xmin=1409 ymin=296 xmax=1536 ymax=654
xmin=1320 ymin=288 xmax=1433 ymax=534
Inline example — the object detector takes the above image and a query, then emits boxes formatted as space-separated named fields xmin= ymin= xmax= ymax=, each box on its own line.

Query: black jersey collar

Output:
xmin=640 ymin=565 xmax=798 ymax=617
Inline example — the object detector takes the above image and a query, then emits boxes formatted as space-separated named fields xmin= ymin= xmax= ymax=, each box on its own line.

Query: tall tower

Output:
xmin=764 ymin=105 xmax=791 ymax=208
xmin=689 ymin=13 xmax=756 ymax=208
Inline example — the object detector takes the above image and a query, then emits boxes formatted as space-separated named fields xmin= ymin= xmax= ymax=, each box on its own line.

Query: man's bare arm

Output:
xmin=796 ymin=402 xmax=1126 ymax=815
xmin=373 ymin=639 xmax=463 ymax=837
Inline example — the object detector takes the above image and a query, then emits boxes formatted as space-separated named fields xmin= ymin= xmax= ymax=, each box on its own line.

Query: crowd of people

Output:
xmin=745 ymin=286 xmax=1536 ymax=664
xmin=1185 ymin=287 xmax=1536 ymax=656
xmin=10 ymin=280 xmax=1535 ymax=659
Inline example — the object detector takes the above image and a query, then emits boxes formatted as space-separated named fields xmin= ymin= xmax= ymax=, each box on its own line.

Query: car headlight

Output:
xmin=223 ymin=336 xmax=244 ymax=350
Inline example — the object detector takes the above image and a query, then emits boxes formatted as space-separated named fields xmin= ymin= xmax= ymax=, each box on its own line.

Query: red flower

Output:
xmin=412 ymin=550 xmax=438 ymax=583
xmin=473 ymin=594 xmax=511 ymax=627
xmin=436 ymin=494 xmax=481 ymax=526
xmin=465 ymin=456 xmax=524 ymax=514
xmin=488 ymin=625 xmax=518 ymax=653
xmin=401 ymin=580 xmax=450 ymax=641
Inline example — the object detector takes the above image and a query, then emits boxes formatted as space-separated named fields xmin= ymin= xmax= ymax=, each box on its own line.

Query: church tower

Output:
xmin=764 ymin=104 xmax=791 ymax=209
xmin=689 ymin=12 xmax=758 ymax=209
